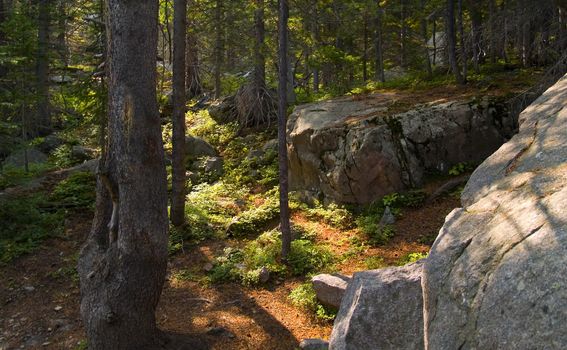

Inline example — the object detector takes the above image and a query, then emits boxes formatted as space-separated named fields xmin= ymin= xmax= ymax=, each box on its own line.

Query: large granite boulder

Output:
xmin=287 ymin=95 xmax=515 ymax=204
xmin=423 ymin=74 xmax=567 ymax=349
xmin=329 ymin=260 xmax=425 ymax=350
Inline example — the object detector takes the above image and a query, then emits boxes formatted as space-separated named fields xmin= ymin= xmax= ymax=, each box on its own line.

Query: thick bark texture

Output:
xmin=278 ymin=0 xmax=291 ymax=260
xmin=171 ymin=0 xmax=187 ymax=227
xmin=77 ymin=1 xmax=169 ymax=349
xmin=446 ymin=0 xmax=464 ymax=85
xmin=36 ymin=0 xmax=51 ymax=134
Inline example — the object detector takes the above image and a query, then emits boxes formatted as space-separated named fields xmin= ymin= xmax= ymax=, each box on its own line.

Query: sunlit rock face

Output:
xmin=423 ymin=74 xmax=567 ymax=349
xmin=287 ymin=94 xmax=516 ymax=204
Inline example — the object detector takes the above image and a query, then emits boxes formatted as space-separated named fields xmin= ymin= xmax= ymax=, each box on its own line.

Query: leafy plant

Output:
xmin=289 ymin=282 xmax=337 ymax=321
xmin=209 ymin=230 xmax=335 ymax=286
xmin=448 ymin=162 xmax=474 ymax=176
xmin=397 ymin=252 xmax=428 ymax=266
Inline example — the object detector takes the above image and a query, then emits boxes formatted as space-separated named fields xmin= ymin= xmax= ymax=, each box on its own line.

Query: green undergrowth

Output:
xmin=289 ymin=282 xmax=338 ymax=322
xmin=355 ymin=189 xmax=427 ymax=246
xmin=208 ymin=229 xmax=334 ymax=286
xmin=0 ymin=193 xmax=64 ymax=263
xmin=0 ymin=163 xmax=53 ymax=190
xmin=50 ymin=171 xmax=96 ymax=211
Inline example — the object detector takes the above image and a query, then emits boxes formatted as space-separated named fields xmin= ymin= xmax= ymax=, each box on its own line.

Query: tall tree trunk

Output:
xmin=36 ymin=0 xmax=51 ymax=134
xmin=489 ymin=0 xmax=497 ymax=63
xmin=399 ymin=0 xmax=406 ymax=67
xmin=432 ymin=17 xmax=437 ymax=66
xmin=447 ymin=0 xmax=465 ymax=84
xmin=363 ymin=15 xmax=368 ymax=82
xmin=185 ymin=29 xmax=201 ymax=98
xmin=470 ymin=0 xmax=482 ymax=73
xmin=458 ymin=0 xmax=467 ymax=80
xmin=77 ymin=1 xmax=169 ymax=348
xmin=57 ymin=0 xmax=67 ymax=62
xmin=253 ymin=0 xmax=265 ymax=88
xmin=186 ymin=1 xmax=202 ymax=99
xmin=311 ymin=3 xmax=319 ymax=92
xmin=374 ymin=1 xmax=385 ymax=82
xmin=171 ymin=0 xmax=187 ymax=227
xmin=421 ymin=0 xmax=432 ymax=77
xmin=278 ymin=0 xmax=291 ymax=261
xmin=213 ymin=0 xmax=222 ymax=99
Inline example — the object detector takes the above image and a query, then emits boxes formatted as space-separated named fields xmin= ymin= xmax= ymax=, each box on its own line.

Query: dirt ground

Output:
xmin=0 ymin=177 xmax=460 ymax=350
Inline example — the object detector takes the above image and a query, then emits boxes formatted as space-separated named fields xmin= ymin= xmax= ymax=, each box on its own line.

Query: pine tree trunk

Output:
xmin=421 ymin=0 xmax=432 ymax=77
xmin=458 ymin=0 xmax=467 ymax=80
xmin=374 ymin=1 xmax=385 ymax=82
xmin=278 ymin=0 xmax=291 ymax=261
xmin=213 ymin=0 xmax=223 ymax=99
xmin=446 ymin=0 xmax=465 ymax=84
xmin=253 ymin=0 xmax=265 ymax=88
xmin=36 ymin=0 xmax=51 ymax=134
xmin=363 ymin=16 xmax=368 ymax=82
xmin=77 ymin=1 xmax=169 ymax=348
xmin=171 ymin=0 xmax=187 ymax=227
xmin=470 ymin=0 xmax=482 ymax=73
xmin=186 ymin=1 xmax=202 ymax=99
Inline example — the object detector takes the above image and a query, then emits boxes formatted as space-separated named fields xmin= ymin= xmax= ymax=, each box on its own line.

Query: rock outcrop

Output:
xmin=329 ymin=261 xmax=425 ymax=350
xmin=287 ymin=95 xmax=515 ymax=204
xmin=423 ymin=74 xmax=567 ymax=349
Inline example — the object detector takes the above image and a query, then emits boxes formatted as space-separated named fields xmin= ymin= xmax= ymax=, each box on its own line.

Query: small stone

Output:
xmin=379 ymin=206 xmax=396 ymax=227
xmin=24 ymin=286 xmax=35 ymax=292
xmin=300 ymin=338 xmax=329 ymax=350
xmin=258 ymin=267 xmax=270 ymax=284
xmin=54 ymin=306 xmax=63 ymax=312
xmin=42 ymin=342 xmax=51 ymax=346
xmin=203 ymin=263 xmax=214 ymax=272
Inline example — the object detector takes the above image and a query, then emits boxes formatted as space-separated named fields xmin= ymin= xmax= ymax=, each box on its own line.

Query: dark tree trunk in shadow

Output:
xmin=278 ymin=0 xmax=291 ymax=261
xmin=77 ymin=1 xmax=169 ymax=349
xmin=213 ymin=0 xmax=223 ymax=99
xmin=186 ymin=1 xmax=202 ymax=99
xmin=446 ymin=0 xmax=465 ymax=85
xmin=171 ymin=0 xmax=187 ymax=227
xmin=36 ymin=0 xmax=51 ymax=134
xmin=374 ymin=1 xmax=385 ymax=82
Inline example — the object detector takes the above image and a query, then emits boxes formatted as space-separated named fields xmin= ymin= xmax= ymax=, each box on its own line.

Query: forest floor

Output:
xmin=0 ymin=172 xmax=460 ymax=350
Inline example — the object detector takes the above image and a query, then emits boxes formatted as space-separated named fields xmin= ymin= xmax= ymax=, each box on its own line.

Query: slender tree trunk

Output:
xmin=470 ymin=0 xmax=482 ymax=73
xmin=447 ymin=0 xmax=464 ymax=84
xmin=77 ymin=1 xmax=169 ymax=349
xmin=363 ymin=15 xmax=368 ymax=82
xmin=374 ymin=1 xmax=385 ymax=82
xmin=186 ymin=1 xmax=202 ymax=99
xmin=57 ymin=0 xmax=67 ymax=62
xmin=36 ymin=0 xmax=51 ymax=134
xmin=421 ymin=0 xmax=432 ymax=77
xmin=171 ymin=0 xmax=187 ymax=227
xmin=213 ymin=0 xmax=222 ymax=99
xmin=432 ymin=18 xmax=437 ymax=66
xmin=253 ymin=0 xmax=265 ymax=88
xmin=489 ymin=0 xmax=497 ymax=63
xmin=311 ymin=4 xmax=319 ymax=92
xmin=458 ymin=0 xmax=467 ymax=80
xmin=278 ymin=0 xmax=291 ymax=261
xmin=399 ymin=0 xmax=406 ymax=67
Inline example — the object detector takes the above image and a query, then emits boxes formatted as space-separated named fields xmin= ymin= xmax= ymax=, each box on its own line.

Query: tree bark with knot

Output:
xmin=77 ymin=1 xmax=169 ymax=349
